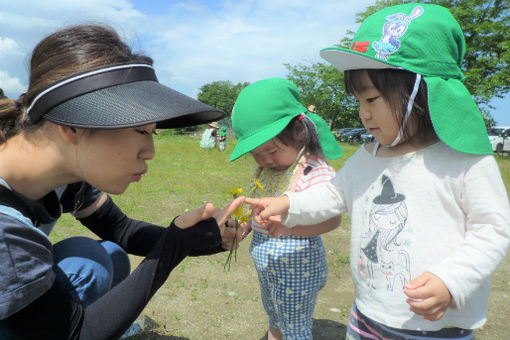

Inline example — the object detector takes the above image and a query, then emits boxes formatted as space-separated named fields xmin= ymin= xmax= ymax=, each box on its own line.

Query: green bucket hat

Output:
xmin=229 ymin=78 xmax=343 ymax=162
xmin=320 ymin=3 xmax=491 ymax=155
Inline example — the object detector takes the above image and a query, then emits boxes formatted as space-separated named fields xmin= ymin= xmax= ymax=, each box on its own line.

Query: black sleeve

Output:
xmin=0 ymin=219 xmax=220 ymax=340
xmin=60 ymin=182 xmax=102 ymax=214
xmin=78 ymin=196 xmax=225 ymax=256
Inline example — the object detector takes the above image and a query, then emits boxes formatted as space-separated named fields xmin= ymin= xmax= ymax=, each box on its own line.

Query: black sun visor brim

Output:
xmin=27 ymin=64 xmax=224 ymax=129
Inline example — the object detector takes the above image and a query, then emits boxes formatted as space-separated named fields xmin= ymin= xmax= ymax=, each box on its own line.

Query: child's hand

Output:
xmin=245 ymin=196 xmax=290 ymax=226
xmin=404 ymin=272 xmax=452 ymax=321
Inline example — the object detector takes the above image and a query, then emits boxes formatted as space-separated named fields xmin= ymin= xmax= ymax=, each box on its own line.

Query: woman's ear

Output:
xmin=56 ymin=125 xmax=79 ymax=145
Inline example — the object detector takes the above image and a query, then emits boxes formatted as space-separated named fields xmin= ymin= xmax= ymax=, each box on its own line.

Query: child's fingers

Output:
xmin=407 ymin=298 xmax=447 ymax=321
xmin=405 ymin=272 xmax=430 ymax=291
xmin=174 ymin=203 xmax=215 ymax=229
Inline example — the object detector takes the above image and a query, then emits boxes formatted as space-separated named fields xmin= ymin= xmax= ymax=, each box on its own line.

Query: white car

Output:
xmin=488 ymin=126 xmax=510 ymax=153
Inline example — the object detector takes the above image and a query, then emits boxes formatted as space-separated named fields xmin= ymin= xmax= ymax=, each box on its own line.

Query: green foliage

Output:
xmin=285 ymin=62 xmax=362 ymax=130
xmin=197 ymin=80 xmax=250 ymax=118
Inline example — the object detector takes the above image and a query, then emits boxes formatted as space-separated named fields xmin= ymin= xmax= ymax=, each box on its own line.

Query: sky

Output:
xmin=1 ymin=0 xmax=508 ymax=125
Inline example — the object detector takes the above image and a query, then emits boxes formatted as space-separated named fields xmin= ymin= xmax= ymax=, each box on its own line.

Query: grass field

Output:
xmin=49 ymin=133 xmax=510 ymax=339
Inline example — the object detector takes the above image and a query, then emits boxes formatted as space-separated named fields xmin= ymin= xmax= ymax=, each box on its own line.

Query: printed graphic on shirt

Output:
xmin=372 ymin=6 xmax=424 ymax=60
xmin=359 ymin=175 xmax=411 ymax=291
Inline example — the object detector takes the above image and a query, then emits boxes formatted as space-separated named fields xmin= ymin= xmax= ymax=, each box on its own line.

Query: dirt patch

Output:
xmin=128 ymin=222 xmax=510 ymax=340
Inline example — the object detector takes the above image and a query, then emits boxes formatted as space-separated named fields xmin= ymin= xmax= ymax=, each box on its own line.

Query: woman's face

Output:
xmin=75 ymin=123 xmax=156 ymax=194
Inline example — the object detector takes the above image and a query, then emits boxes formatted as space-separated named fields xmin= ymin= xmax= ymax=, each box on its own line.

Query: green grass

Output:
xmin=49 ymin=134 xmax=510 ymax=242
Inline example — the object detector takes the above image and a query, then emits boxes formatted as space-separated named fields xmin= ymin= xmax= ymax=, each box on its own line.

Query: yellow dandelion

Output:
xmin=232 ymin=205 xmax=244 ymax=219
xmin=253 ymin=178 xmax=264 ymax=191
xmin=229 ymin=187 xmax=243 ymax=196
xmin=237 ymin=212 xmax=251 ymax=224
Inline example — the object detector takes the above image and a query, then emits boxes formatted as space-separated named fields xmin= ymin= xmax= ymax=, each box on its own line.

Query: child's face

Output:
xmin=250 ymin=138 xmax=301 ymax=170
xmin=354 ymin=72 xmax=402 ymax=146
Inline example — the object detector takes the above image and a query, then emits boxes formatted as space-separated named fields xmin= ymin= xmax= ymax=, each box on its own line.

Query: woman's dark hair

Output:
xmin=344 ymin=68 xmax=435 ymax=144
xmin=0 ymin=24 xmax=152 ymax=144
xmin=276 ymin=115 xmax=323 ymax=158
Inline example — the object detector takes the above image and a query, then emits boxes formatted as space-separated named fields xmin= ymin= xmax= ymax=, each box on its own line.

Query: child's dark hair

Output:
xmin=0 ymin=24 xmax=152 ymax=144
xmin=344 ymin=69 xmax=435 ymax=144
xmin=276 ymin=115 xmax=323 ymax=157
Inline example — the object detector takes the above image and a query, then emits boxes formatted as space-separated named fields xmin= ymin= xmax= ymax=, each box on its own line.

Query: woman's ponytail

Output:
xmin=0 ymin=93 xmax=26 ymax=144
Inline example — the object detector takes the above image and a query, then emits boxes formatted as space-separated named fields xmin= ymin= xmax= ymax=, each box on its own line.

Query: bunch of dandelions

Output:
xmin=224 ymin=179 xmax=264 ymax=271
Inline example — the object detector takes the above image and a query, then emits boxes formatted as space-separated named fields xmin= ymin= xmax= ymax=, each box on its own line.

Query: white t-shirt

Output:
xmin=284 ymin=141 xmax=510 ymax=330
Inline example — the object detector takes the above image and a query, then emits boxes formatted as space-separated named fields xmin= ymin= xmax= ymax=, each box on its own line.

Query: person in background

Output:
xmin=200 ymin=121 xmax=220 ymax=149
xmin=0 ymin=24 xmax=244 ymax=339
xmin=230 ymin=78 xmax=343 ymax=340
xmin=246 ymin=4 xmax=510 ymax=340
xmin=218 ymin=126 xmax=227 ymax=151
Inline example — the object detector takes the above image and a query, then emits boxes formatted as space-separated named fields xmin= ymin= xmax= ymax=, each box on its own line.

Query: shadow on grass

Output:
xmin=258 ymin=319 xmax=347 ymax=340
xmin=126 ymin=316 xmax=346 ymax=339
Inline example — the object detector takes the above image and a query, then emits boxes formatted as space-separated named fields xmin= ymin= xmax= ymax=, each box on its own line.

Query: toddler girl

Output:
xmin=230 ymin=77 xmax=343 ymax=340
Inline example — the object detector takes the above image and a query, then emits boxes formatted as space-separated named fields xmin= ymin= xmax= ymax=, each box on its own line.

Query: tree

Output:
xmin=285 ymin=63 xmax=361 ymax=130
xmin=197 ymin=80 xmax=250 ymax=118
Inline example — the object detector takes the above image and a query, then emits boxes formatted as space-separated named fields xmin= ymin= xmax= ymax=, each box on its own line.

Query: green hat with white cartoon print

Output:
xmin=229 ymin=77 xmax=344 ymax=162
xmin=320 ymin=3 xmax=492 ymax=155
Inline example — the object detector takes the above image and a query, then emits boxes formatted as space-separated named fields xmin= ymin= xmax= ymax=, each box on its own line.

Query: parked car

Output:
xmin=334 ymin=128 xmax=354 ymax=141
xmin=360 ymin=130 xmax=375 ymax=143
xmin=344 ymin=128 xmax=367 ymax=144
xmin=488 ymin=126 xmax=510 ymax=153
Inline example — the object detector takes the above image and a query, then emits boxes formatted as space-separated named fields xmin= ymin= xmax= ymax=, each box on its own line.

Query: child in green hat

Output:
xmin=218 ymin=126 xmax=227 ymax=151
xmin=246 ymin=3 xmax=510 ymax=339
xmin=230 ymin=77 xmax=343 ymax=340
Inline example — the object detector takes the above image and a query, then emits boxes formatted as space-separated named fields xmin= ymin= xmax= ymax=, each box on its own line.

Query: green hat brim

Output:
xmin=320 ymin=47 xmax=400 ymax=72
xmin=229 ymin=115 xmax=293 ymax=162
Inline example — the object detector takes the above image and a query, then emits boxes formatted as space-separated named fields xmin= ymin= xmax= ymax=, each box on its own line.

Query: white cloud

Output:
xmin=0 ymin=37 xmax=23 ymax=56
xmin=0 ymin=70 xmax=26 ymax=96
xmin=131 ymin=0 xmax=373 ymax=96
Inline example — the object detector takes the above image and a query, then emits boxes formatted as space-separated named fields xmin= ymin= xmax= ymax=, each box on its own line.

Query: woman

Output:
xmin=0 ymin=24 xmax=244 ymax=339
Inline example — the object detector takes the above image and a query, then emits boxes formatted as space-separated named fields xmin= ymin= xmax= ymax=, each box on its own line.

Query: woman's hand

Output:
xmin=214 ymin=196 xmax=246 ymax=250
xmin=173 ymin=196 xmax=246 ymax=250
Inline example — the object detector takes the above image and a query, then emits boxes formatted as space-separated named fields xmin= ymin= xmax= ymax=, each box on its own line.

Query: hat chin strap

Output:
xmin=387 ymin=73 xmax=422 ymax=147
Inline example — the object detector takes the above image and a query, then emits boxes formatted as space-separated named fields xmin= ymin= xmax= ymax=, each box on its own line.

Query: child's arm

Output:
xmin=246 ymin=182 xmax=344 ymax=228
xmin=264 ymin=214 xmax=342 ymax=238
